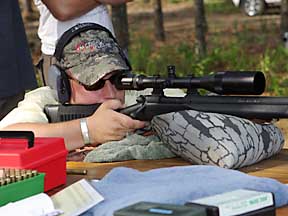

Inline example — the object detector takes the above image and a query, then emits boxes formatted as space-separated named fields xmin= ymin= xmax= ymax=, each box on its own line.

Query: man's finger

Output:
xmin=101 ymin=99 xmax=123 ymax=110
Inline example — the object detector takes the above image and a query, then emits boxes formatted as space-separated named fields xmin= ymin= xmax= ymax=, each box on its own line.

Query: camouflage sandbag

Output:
xmin=151 ymin=110 xmax=284 ymax=169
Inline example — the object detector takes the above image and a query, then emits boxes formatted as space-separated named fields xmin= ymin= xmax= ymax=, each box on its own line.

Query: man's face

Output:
xmin=69 ymin=72 xmax=125 ymax=105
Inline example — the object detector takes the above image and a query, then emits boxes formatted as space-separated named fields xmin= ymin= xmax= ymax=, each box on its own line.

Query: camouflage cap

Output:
xmin=58 ymin=29 xmax=130 ymax=86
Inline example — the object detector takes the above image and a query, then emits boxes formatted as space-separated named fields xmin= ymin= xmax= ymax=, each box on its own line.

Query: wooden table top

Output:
xmin=55 ymin=149 xmax=288 ymax=215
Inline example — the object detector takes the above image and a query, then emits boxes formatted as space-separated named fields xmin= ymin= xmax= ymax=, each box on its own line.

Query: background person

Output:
xmin=0 ymin=0 xmax=37 ymax=120
xmin=34 ymin=0 xmax=131 ymax=85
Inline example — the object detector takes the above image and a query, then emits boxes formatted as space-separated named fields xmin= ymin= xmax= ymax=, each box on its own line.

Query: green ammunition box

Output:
xmin=0 ymin=172 xmax=45 ymax=206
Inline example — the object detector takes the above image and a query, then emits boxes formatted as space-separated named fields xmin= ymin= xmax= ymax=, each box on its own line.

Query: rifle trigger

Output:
xmin=131 ymin=104 xmax=146 ymax=120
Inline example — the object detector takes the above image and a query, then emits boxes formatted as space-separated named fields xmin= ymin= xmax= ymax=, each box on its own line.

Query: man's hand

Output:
xmin=87 ymin=99 xmax=146 ymax=145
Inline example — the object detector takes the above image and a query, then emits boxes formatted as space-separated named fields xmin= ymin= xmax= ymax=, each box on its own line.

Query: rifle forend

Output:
xmin=115 ymin=66 xmax=265 ymax=95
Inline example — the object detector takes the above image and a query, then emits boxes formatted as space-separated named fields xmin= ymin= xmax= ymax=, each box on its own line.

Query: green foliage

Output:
xmin=259 ymin=47 xmax=288 ymax=95
xmin=130 ymin=40 xmax=214 ymax=77
xmin=205 ymin=0 xmax=239 ymax=14
xmin=129 ymin=36 xmax=153 ymax=73
xmin=167 ymin=0 xmax=182 ymax=4
xmin=129 ymin=31 xmax=288 ymax=95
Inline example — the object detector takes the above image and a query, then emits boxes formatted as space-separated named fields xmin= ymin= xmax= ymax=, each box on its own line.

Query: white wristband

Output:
xmin=80 ymin=118 xmax=90 ymax=145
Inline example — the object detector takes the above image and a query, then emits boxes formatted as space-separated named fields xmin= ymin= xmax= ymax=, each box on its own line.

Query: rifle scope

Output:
xmin=116 ymin=70 xmax=266 ymax=95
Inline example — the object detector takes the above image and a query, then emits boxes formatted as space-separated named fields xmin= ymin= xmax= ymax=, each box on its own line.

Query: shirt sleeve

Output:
xmin=0 ymin=87 xmax=58 ymax=129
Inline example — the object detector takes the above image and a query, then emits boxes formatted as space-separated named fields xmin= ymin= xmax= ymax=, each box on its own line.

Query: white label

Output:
xmin=190 ymin=189 xmax=273 ymax=216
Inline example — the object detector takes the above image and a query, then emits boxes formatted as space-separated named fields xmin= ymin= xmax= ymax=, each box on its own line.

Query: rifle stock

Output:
xmin=44 ymin=104 xmax=100 ymax=123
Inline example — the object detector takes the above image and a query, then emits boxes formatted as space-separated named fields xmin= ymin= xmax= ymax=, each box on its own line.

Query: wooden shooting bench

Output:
xmin=52 ymin=149 xmax=288 ymax=215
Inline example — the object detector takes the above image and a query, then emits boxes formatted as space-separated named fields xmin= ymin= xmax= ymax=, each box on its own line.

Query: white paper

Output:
xmin=0 ymin=179 xmax=103 ymax=216
xmin=0 ymin=193 xmax=60 ymax=216
xmin=51 ymin=178 xmax=104 ymax=216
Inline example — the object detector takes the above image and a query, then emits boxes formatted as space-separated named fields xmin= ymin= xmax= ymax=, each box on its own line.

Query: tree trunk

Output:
xmin=153 ymin=0 xmax=165 ymax=41
xmin=194 ymin=0 xmax=207 ymax=58
xmin=111 ymin=4 xmax=130 ymax=54
xmin=281 ymin=0 xmax=288 ymax=47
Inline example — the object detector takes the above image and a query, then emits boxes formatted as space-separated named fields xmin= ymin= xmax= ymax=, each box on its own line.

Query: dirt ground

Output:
xmin=22 ymin=2 xmax=288 ymax=148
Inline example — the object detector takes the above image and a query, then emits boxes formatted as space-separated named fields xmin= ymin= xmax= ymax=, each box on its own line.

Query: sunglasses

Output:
xmin=70 ymin=73 xmax=121 ymax=91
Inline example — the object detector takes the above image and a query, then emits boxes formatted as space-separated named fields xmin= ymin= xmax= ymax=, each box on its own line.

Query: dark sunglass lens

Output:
xmin=84 ymin=73 xmax=122 ymax=91
xmin=109 ymin=73 xmax=120 ymax=84
xmin=84 ymin=80 xmax=105 ymax=91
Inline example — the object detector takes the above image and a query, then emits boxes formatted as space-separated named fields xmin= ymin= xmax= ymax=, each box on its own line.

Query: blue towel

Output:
xmin=85 ymin=165 xmax=288 ymax=216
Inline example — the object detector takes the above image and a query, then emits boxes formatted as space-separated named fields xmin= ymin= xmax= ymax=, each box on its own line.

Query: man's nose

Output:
xmin=102 ymin=80 xmax=118 ymax=98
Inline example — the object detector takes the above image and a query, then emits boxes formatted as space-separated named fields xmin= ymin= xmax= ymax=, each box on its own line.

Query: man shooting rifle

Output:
xmin=0 ymin=23 xmax=149 ymax=152
xmin=0 ymin=23 xmax=285 ymax=168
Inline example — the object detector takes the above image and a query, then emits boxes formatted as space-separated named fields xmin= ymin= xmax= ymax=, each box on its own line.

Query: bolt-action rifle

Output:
xmin=44 ymin=66 xmax=288 ymax=123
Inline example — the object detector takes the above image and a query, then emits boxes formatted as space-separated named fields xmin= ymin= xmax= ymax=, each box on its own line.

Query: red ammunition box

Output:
xmin=0 ymin=131 xmax=67 ymax=191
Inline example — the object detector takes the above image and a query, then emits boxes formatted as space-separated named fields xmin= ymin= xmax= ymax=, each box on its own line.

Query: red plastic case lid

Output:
xmin=0 ymin=131 xmax=67 ymax=168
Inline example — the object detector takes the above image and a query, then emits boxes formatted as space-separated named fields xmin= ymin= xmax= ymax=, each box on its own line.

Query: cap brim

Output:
xmin=70 ymin=53 xmax=130 ymax=86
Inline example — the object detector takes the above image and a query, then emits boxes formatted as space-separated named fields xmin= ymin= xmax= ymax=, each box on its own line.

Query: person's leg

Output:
xmin=0 ymin=92 xmax=25 ymax=120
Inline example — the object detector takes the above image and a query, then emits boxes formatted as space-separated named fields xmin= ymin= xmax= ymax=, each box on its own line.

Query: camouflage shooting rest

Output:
xmin=151 ymin=110 xmax=284 ymax=169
